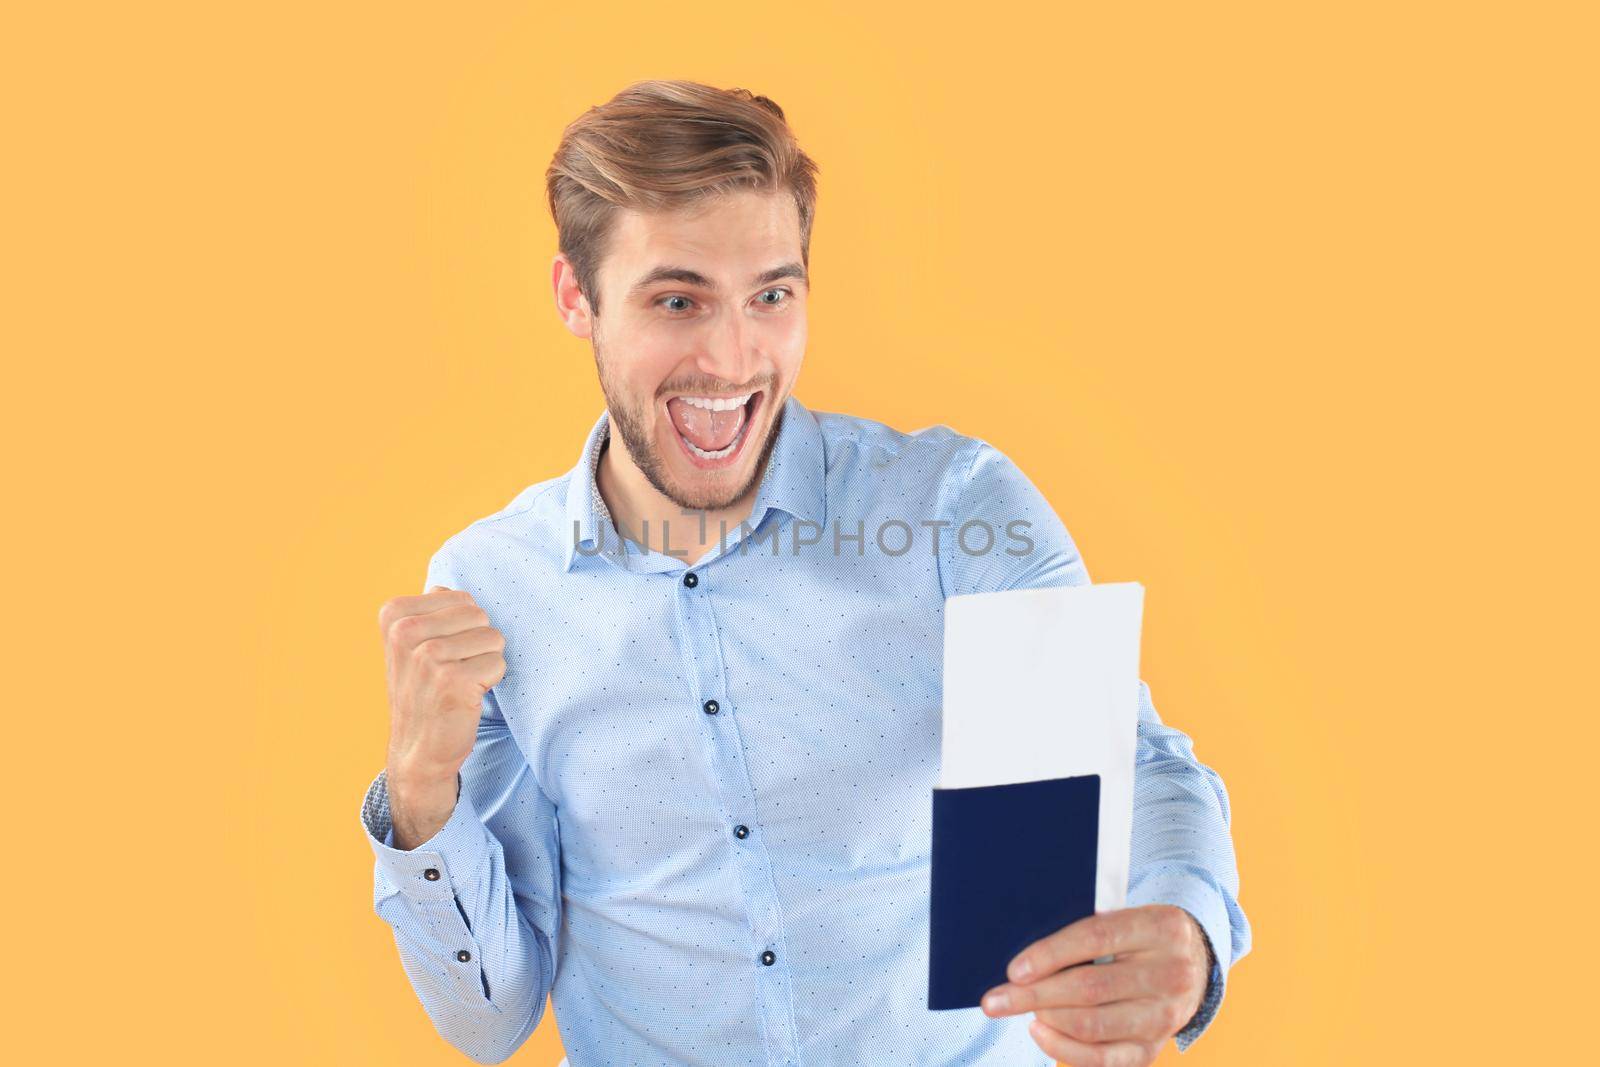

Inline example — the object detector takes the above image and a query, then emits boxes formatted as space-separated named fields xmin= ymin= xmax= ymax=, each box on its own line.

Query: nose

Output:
xmin=693 ymin=306 xmax=760 ymax=389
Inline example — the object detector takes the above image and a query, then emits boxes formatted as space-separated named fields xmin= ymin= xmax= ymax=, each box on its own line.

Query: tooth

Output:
xmin=680 ymin=392 xmax=753 ymax=411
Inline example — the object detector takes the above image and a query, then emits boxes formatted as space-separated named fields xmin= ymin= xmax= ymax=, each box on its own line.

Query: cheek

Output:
xmin=765 ymin=312 xmax=807 ymax=356
xmin=608 ymin=328 xmax=682 ymax=391
xmin=781 ymin=323 xmax=808 ymax=373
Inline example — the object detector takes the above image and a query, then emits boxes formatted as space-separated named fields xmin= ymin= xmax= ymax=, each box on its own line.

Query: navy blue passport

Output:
xmin=927 ymin=773 xmax=1101 ymax=1010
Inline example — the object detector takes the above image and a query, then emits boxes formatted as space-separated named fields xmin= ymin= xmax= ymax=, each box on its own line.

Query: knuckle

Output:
xmin=418 ymin=643 xmax=451 ymax=677
xmin=391 ymin=614 xmax=423 ymax=645
xmin=412 ymin=633 xmax=442 ymax=664
xmin=1162 ymin=999 xmax=1191 ymax=1032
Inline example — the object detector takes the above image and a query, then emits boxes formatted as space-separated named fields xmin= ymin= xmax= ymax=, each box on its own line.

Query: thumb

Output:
xmin=426 ymin=584 xmax=451 ymax=594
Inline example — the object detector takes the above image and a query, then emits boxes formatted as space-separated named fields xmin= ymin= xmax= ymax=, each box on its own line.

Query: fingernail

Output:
xmin=982 ymin=990 xmax=1010 ymax=1013
xmin=1009 ymin=957 xmax=1033 ymax=981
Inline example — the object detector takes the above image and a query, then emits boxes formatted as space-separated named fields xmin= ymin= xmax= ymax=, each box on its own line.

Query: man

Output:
xmin=361 ymin=79 xmax=1250 ymax=1066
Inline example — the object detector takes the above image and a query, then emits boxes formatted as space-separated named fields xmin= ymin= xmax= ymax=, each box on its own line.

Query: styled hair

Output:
xmin=545 ymin=79 xmax=820 ymax=316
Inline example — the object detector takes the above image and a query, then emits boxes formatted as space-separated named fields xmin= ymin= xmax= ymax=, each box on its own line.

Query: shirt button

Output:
xmin=703 ymin=699 xmax=719 ymax=715
xmin=456 ymin=949 xmax=472 ymax=963
xmin=734 ymin=824 xmax=749 ymax=839
xmin=682 ymin=571 xmax=698 ymax=588
xmin=760 ymin=949 xmax=776 ymax=966
xmin=423 ymin=868 xmax=440 ymax=881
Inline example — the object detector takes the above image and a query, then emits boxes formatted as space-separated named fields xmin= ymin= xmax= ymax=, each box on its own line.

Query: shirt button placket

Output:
xmin=677 ymin=563 xmax=800 ymax=1065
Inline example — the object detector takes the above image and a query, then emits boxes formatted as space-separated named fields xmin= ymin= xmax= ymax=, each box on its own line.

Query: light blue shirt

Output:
xmin=359 ymin=394 xmax=1251 ymax=1065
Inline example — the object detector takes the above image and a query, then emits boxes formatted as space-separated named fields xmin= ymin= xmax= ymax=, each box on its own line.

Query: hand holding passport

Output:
xmin=928 ymin=581 xmax=1144 ymax=1011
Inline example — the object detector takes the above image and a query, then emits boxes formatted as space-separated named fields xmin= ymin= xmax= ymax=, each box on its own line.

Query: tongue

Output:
xmin=667 ymin=397 xmax=746 ymax=451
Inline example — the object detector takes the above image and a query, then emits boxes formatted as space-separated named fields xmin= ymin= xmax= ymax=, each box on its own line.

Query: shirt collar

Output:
xmin=562 ymin=392 xmax=826 ymax=572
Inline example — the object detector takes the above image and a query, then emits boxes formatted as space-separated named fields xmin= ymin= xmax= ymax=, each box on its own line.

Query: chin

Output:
xmin=649 ymin=391 xmax=781 ymax=513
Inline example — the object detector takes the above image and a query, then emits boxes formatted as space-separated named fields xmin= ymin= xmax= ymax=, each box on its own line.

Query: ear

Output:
xmin=552 ymin=252 xmax=595 ymax=339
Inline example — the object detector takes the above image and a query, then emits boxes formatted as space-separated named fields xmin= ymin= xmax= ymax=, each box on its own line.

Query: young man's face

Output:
xmin=573 ymin=187 xmax=809 ymax=513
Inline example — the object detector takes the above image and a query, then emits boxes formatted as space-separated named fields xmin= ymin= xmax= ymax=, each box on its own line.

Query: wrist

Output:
xmin=387 ymin=762 xmax=458 ymax=797
xmin=386 ymin=769 xmax=460 ymax=849
xmin=1178 ymin=908 xmax=1216 ymax=1027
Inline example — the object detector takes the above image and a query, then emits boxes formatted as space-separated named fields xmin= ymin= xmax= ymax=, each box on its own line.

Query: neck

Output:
xmin=595 ymin=430 xmax=763 ymax=566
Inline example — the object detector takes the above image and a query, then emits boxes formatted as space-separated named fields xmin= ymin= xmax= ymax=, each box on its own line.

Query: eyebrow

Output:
xmin=626 ymin=262 xmax=808 ymax=301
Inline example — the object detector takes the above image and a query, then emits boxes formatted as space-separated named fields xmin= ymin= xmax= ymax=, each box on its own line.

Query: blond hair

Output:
xmin=545 ymin=79 xmax=821 ymax=315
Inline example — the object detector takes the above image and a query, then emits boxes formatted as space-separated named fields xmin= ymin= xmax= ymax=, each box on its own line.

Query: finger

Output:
xmin=378 ymin=586 xmax=470 ymax=630
xmin=417 ymin=625 xmax=505 ymax=668
xmin=984 ymin=957 xmax=1162 ymax=1015
xmin=461 ymin=647 xmax=508 ymax=689
xmin=1026 ymin=1017 xmax=1154 ymax=1067
xmin=1035 ymin=997 xmax=1180 ymax=1045
xmin=383 ymin=598 xmax=491 ymax=648
xmin=1008 ymin=906 xmax=1166 ymax=982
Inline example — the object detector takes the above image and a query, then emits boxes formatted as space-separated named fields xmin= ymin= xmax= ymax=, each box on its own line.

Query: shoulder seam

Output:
xmin=451 ymin=479 xmax=568 ymax=537
xmin=819 ymin=413 xmax=976 ymax=463
xmin=935 ymin=436 xmax=991 ymax=600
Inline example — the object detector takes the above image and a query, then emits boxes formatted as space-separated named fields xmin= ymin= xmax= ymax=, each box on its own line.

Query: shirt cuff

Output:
xmin=1124 ymin=866 xmax=1233 ymax=1053
xmin=359 ymin=767 xmax=491 ymax=904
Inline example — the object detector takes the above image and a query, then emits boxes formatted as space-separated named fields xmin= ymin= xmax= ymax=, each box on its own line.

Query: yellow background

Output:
xmin=4 ymin=1 xmax=1594 ymax=1063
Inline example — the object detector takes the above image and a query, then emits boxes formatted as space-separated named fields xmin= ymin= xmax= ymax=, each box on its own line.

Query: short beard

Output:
xmin=593 ymin=336 xmax=783 ymax=514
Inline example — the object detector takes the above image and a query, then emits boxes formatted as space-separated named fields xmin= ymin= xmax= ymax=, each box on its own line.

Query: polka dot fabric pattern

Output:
xmin=359 ymin=394 xmax=1251 ymax=1065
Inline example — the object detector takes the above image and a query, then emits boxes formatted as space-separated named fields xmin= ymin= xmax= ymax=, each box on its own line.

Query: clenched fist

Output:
xmin=376 ymin=584 xmax=506 ymax=848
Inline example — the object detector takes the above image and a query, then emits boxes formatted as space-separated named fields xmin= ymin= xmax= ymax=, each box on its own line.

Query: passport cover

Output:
xmin=927 ymin=772 xmax=1101 ymax=1010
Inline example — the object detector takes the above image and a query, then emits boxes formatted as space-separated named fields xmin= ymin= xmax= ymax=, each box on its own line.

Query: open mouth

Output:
xmin=665 ymin=389 xmax=764 ymax=469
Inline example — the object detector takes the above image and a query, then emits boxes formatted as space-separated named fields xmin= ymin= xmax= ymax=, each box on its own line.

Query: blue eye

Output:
xmin=656 ymin=288 xmax=790 ymax=314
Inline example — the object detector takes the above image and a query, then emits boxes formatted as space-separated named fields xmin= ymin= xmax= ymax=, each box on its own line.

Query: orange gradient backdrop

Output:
xmin=3 ymin=2 xmax=1594 ymax=1064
